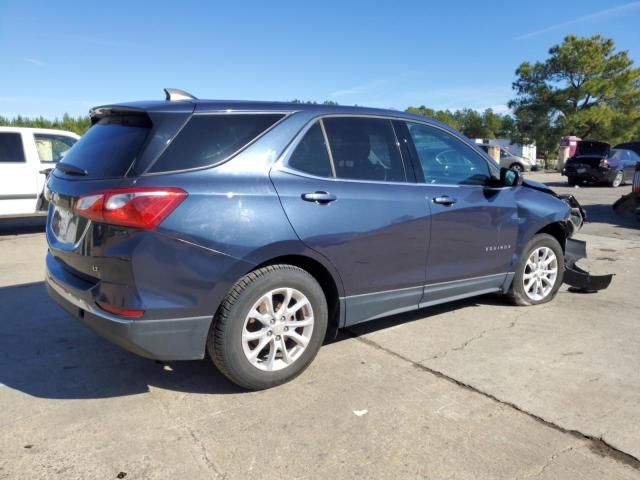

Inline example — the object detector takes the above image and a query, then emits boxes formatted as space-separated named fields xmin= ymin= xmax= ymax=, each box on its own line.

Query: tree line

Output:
xmin=2 ymin=35 xmax=638 ymax=160
xmin=0 ymin=113 xmax=91 ymax=136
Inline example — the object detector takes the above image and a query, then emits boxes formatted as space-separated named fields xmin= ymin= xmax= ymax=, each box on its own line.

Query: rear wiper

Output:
xmin=55 ymin=163 xmax=88 ymax=176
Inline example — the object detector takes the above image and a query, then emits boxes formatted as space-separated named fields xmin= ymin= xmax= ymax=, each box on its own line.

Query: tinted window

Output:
xmin=288 ymin=122 xmax=332 ymax=177
xmin=34 ymin=134 xmax=77 ymax=162
xmin=323 ymin=117 xmax=405 ymax=182
xmin=0 ymin=133 xmax=26 ymax=163
xmin=58 ymin=116 xmax=150 ymax=178
xmin=151 ymin=114 xmax=284 ymax=173
xmin=406 ymin=122 xmax=490 ymax=185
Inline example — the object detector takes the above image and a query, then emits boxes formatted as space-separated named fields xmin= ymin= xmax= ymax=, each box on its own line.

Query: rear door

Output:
xmin=399 ymin=121 xmax=518 ymax=301
xmin=270 ymin=116 xmax=430 ymax=325
xmin=0 ymin=131 xmax=38 ymax=216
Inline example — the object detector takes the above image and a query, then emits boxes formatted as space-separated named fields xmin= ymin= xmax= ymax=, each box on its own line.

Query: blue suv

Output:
xmin=45 ymin=89 xmax=604 ymax=389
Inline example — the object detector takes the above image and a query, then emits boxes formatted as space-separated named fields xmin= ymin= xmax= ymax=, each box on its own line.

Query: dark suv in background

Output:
xmin=45 ymin=89 xmax=599 ymax=390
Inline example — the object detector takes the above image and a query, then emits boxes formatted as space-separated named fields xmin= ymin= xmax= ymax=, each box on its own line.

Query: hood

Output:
xmin=522 ymin=178 xmax=557 ymax=197
xmin=575 ymin=140 xmax=610 ymax=158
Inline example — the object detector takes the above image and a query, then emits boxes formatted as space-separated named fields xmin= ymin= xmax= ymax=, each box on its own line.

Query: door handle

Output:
xmin=433 ymin=195 xmax=457 ymax=206
xmin=301 ymin=191 xmax=337 ymax=204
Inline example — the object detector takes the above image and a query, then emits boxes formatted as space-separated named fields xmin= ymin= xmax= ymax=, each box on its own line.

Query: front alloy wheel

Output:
xmin=507 ymin=233 xmax=564 ymax=306
xmin=523 ymin=247 xmax=558 ymax=301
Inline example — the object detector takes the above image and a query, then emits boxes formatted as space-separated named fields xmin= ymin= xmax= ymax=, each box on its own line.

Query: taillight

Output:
xmin=96 ymin=301 xmax=145 ymax=318
xmin=599 ymin=159 xmax=609 ymax=168
xmin=74 ymin=187 xmax=187 ymax=229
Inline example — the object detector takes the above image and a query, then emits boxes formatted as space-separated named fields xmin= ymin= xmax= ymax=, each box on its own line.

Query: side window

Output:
xmin=623 ymin=150 xmax=640 ymax=166
xmin=34 ymin=134 xmax=77 ymax=163
xmin=323 ymin=117 xmax=406 ymax=182
xmin=150 ymin=114 xmax=284 ymax=173
xmin=288 ymin=122 xmax=333 ymax=177
xmin=0 ymin=133 xmax=26 ymax=163
xmin=405 ymin=122 xmax=490 ymax=185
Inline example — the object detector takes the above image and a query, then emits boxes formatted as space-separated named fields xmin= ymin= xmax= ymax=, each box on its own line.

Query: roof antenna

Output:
xmin=164 ymin=88 xmax=197 ymax=101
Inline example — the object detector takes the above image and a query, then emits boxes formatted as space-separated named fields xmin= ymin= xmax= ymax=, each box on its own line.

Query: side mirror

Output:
xmin=500 ymin=167 xmax=523 ymax=187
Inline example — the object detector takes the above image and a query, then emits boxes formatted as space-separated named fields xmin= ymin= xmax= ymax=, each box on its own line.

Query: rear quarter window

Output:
xmin=149 ymin=113 xmax=285 ymax=173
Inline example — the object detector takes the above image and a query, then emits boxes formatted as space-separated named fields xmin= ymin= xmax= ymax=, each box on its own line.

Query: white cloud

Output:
xmin=23 ymin=57 xmax=44 ymax=67
xmin=329 ymin=72 xmax=422 ymax=99
xmin=516 ymin=1 xmax=640 ymax=40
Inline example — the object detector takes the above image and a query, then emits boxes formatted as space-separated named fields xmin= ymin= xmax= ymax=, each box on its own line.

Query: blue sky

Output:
xmin=1 ymin=0 xmax=639 ymax=118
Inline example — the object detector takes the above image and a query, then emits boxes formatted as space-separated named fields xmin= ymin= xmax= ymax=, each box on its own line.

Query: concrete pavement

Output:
xmin=1 ymin=172 xmax=639 ymax=479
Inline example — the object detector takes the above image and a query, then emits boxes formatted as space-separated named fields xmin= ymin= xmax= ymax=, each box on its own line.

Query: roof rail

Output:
xmin=164 ymin=88 xmax=197 ymax=101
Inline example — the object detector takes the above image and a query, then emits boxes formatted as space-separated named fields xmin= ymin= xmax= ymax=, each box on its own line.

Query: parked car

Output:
xmin=562 ymin=140 xmax=640 ymax=187
xmin=477 ymin=144 xmax=537 ymax=172
xmin=45 ymin=89 xmax=608 ymax=390
xmin=0 ymin=127 xmax=79 ymax=218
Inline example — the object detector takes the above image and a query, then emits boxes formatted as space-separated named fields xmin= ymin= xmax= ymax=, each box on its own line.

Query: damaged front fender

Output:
xmin=564 ymin=238 xmax=613 ymax=291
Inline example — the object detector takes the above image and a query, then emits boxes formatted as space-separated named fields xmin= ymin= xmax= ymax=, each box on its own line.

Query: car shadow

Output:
xmin=0 ymin=281 xmax=245 ymax=399
xmin=327 ymin=295 xmax=502 ymax=343
xmin=1 ymin=281 xmax=508 ymax=400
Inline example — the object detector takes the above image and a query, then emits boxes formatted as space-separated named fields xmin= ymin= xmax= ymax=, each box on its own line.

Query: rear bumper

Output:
xmin=46 ymin=257 xmax=211 ymax=361
xmin=563 ymin=167 xmax=617 ymax=183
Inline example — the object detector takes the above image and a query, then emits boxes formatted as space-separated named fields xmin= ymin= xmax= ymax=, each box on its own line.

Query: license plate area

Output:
xmin=51 ymin=204 xmax=88 ymax=246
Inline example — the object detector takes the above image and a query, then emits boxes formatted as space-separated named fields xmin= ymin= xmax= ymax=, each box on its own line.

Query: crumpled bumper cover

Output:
xmin=564 ymin=238 xmax=613 ymax=291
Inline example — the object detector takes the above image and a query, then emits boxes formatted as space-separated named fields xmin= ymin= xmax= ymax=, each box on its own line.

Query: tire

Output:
xmin=507 ymin=233 xmax=564 ymax=306
xmin=610 ymin=171 xmax=623 ymax=188
xmin=208 ymin=264 xmax=328 ymax=390
xmin=510 ymin=163 xmax=524 ymax=173
xmin=567 ymin=177 xmax=578 ymax=186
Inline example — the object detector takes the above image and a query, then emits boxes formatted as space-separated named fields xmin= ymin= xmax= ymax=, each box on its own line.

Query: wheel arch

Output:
xmin=535 ymin=221 xmax=568 ymax=251
xmin=251 ymin=254 xmax=343 ymax=328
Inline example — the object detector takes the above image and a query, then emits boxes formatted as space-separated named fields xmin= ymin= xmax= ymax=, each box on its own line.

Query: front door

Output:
xmin=271 ymin=117 xmax=430 ymax=325
xmin=399 ymin=121 xmax=518 ymax=302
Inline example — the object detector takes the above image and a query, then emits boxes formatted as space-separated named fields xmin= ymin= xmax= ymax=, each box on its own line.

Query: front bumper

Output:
xmin=563 ymin=238 xmax=613 ymax=291
xmin=46 ymin=255 xmax=211 ymax=361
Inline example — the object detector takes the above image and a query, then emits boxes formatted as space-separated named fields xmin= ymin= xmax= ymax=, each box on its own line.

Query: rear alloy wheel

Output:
xmin=241 ymin=287 xmax=314 ymax=372
xmin=208 ymin=265 xmax=327 ymax=390
xmin=510 ymin=163 xmax=524 ymax=173
xmin=507 ymin=233 xmax=564 ymax=306
xmin=610 ymin=170 xmax=623 ymax=188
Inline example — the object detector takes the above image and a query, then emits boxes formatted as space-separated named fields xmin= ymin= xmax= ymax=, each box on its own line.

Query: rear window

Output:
xmin=58 ymin=115 xmax=150 ymax=178
xmin=149 ymin=114 xmax=284 ymax=173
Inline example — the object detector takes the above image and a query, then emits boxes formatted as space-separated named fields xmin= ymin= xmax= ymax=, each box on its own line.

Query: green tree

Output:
xmin=0 ymin=114 xmax=92 ymax=135
xmin=509 ymin=35 xmax=640 ymax=157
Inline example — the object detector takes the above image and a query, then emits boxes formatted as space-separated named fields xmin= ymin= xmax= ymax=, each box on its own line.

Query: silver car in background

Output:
xmin=478 ymin=144 xmax=539 ymax=172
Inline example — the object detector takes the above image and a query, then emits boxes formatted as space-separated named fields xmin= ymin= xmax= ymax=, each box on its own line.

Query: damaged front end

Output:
xmin=520 ymin=178 xmax=612 ymax=292
xmin=559 ymin=195 xmax=613 ymax=292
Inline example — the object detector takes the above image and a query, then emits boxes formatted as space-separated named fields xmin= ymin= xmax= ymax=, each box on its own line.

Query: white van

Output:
xmin=0 ymin=127 xmax=80 ymax=218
